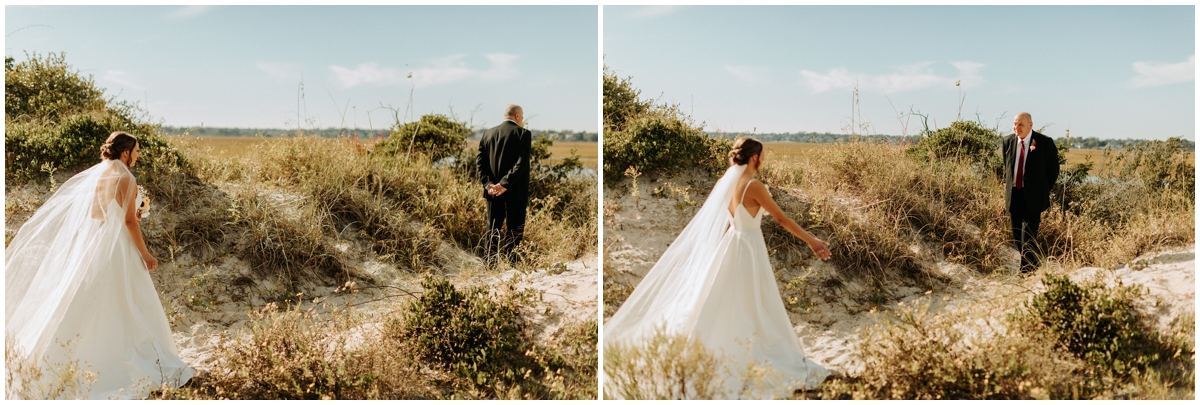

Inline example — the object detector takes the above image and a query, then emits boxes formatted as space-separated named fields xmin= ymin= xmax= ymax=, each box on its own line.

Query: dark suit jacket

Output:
xmin=1003 ymin=131 xmax=1060 ymax=213
xmin=477 ymin=120 xmax=532 ymax=200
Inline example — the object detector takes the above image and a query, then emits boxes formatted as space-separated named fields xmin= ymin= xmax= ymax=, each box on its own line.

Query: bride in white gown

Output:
xmin=605 ymin=137 xmax=832 ymax=398
xmin=6 ymin=132 xmax=194 ymax=399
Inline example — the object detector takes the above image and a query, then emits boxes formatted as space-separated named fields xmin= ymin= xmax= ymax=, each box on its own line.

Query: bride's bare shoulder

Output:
xmin=746 ymin=179 xmax=769 ymax=196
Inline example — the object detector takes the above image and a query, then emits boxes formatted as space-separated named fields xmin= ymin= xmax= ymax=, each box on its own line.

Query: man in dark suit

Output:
xmin=477 ymin=104 xmax=532 ymax=261
xmin=1003 ymin=112 xmax=1060 ymax=274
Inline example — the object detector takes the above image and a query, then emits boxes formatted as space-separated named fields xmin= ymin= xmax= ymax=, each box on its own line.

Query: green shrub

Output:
xmin=907 ymin=120 xmax=1002 ymax=173
xmin=525 ymin=319 xmax=599 ymax=399
xmin=396 ymin=277 xmax=538 ymax=391
xmin=5 ymin=52 xmax=105 ymax=121
xmin=377 ymin=114 xmax=469 ymax=161
xmin=4 ymin=52 xmax=189 ymax=185
xmin=603 ymin=65 xmax=653 ymax=134
xmin=602 ymin=66 xmax=730 ymax=182
xmin=1023 ymin=274 xmax=1176 ymax=376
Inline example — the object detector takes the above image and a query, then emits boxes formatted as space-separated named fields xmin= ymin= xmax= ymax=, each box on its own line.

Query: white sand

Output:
xmin=603 ymin=176 xmax=1196 ymax=376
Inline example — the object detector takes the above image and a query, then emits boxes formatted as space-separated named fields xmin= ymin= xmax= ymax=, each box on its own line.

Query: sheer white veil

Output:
xmin=604 ymin=163 xmax=747 ymax=345
xmin=6 ymin=159 xmax=138 ymax=361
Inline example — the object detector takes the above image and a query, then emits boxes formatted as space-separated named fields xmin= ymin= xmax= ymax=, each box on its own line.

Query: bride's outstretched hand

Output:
xmin=808 ymin=238 xmax=831 ymax=260
xmin=143 ymin=253 xmax=159 ymax=271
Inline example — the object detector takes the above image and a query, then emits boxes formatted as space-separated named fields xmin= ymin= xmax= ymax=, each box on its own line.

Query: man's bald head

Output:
xmin=504 ymin=104 xmax=524 ymax=126
xmin=1013 ymin=112 xmax=1033 ymax=138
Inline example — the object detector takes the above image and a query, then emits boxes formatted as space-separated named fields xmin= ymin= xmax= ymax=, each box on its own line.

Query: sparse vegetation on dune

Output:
xmin=819 ymin=274 xmax=1194 ymax=400
xmin=6 ymin=53 xmax=597 ymax=399
xmin=152 ymin=280 xmax=597 ymax=400
xmin=602 ymin=65 xmax=1193 ymax=399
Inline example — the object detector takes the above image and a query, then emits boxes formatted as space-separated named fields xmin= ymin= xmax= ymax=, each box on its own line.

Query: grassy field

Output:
xmin=765 ymin=141 xmax=1194 ymax=168
xmin=171 ymin=136 xmax=597 ymax=170
xmin=467 ymin=140 xmax=598 ymax=170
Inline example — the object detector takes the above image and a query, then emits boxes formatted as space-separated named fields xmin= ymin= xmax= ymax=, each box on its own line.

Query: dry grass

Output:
xmin=1063 ymin=148 xmax=1195 ymax=169
xmin=821 ymin=274 xmax=1195 ymax=400
xmin=177 ymin=136 xmax=598 ymax=170
xmin=155 ymin=280 xmax=597 ymax=400
xmin=163 ymin=135 xmax=278 ymax=161
xmin=759 ymin=142 xmax=1009 ymax=289
xmin=768 ymin=141 xmax=1194 ymax=173
xmin=6 ymin=134 xmax=597 ymax=399
xmin=603 ymin=329 xmax=725 ymax=400
xmin=5 ymin=338 xmax=98 ymax=400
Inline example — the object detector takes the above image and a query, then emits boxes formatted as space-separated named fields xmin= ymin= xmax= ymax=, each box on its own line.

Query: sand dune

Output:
xmin=603 ymin=174 xmax=1195 ymax=376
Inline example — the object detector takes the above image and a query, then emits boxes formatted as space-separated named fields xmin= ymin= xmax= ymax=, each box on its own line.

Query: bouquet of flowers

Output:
xmin=137 ymin=185 xmax=151 ymax=219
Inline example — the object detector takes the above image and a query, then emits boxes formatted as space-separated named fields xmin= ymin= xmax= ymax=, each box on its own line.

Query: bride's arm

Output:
xmin=120 ymin=176 xmax=158 ymax=271
xmin=746 ymin=181 xmax=831 ymax=260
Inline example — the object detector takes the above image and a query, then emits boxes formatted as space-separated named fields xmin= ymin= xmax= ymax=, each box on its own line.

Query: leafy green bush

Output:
xmin=396 ymin=277 xmax=538 ymax=391
xmin=5 ymin=53 xmax=105 ymax=121
xmin=603 ymin=66 xmax=731 ymax=182
xmin=603 ymin=65 xmax=653 ymax=134
xmin=5 ymin=52 xmax=189 ymax=184
xmin=377 ymin=114 xmax=469 ymax=161
xmin=907 ymin=120 xmax=1002 ymax=173
xmin=1023 ymin=274 xmax=1175 ymax=376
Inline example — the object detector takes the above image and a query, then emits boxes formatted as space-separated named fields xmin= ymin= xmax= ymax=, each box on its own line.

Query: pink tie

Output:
xmin=1015 ymin=138 xmax=1025 ymax=189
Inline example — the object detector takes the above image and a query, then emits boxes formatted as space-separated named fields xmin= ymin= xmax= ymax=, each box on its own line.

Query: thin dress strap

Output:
xmin=740 ymin=179 xmax=756 ymax=204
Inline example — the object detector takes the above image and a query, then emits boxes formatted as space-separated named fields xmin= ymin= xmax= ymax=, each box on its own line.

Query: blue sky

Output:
xmin=6 ymin=6 xmax=598 ymax=132
xmin=605 ymin=6 xmax=1195 ymax=140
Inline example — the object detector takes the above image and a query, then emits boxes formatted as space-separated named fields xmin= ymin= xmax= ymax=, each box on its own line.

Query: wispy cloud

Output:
xmin=724 ymin=64 xmax=772 ymax=84
xmin=1129 ymin=55 xmax=1194 ymax=88
xmin=330 ymin=63 xmax=403 ymax=89
xmin=168 ymin=6 xmax=212 ymax=19
xmin=102 ymin=70 xmax=144 ymax=91
xmin=330 ymin=53 xmax=520 ymax=89
xmin=799 ymin=61 xmax=984 ymax=94
xmin=630 ymin=6 xmax=679 ymax=19
xmin=255 ymin=62 xmax=303 ymax=81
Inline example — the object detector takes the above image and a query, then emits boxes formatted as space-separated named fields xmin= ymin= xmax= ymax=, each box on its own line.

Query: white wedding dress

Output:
xmin=6 ymin=159 xmax=193 ymax=399
xmin=604 ymin=164 xmax=829 ymax=398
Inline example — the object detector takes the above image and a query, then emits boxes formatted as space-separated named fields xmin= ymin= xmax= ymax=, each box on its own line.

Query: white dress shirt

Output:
xmin=1014 ymin=130 xmax=1031 ymax=183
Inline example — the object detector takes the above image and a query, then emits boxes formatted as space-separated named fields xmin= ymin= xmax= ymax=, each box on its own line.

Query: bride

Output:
xmin=6 ymin=132 xmax=194 ymax=399
xmin=605 ymin=137 xmax=832 ymax=398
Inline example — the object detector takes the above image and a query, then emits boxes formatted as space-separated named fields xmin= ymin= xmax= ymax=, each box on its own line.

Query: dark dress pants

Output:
xmin=485 ymin=191 xmax=527 ymax=258
xmin=1009 ymin=188 xmax=1043 ymax=273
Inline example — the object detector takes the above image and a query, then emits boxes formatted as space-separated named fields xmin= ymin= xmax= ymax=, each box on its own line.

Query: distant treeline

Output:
xmin=468 ymin=129 xmax=598 ymax=142
xmin=158 ymin=126 xmax=598 ymax=142
xmin=708 ymin=131 xmax=1195 ymax=151
xmin=158 ymin=126 xmax=388 ymax=138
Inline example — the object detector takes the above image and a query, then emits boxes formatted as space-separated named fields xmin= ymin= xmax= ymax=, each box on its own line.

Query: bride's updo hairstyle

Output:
xmin=728 ymin=137 xmax=764 ymax=166
xmin=100 ymin=132 xmax=138 ymax=160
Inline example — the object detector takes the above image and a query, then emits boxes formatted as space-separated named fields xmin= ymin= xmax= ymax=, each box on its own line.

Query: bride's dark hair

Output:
xmin=728 ymin=137 xmax=763 ymax=166
xmin=100 ymin=132 xmax=138 ymax=160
